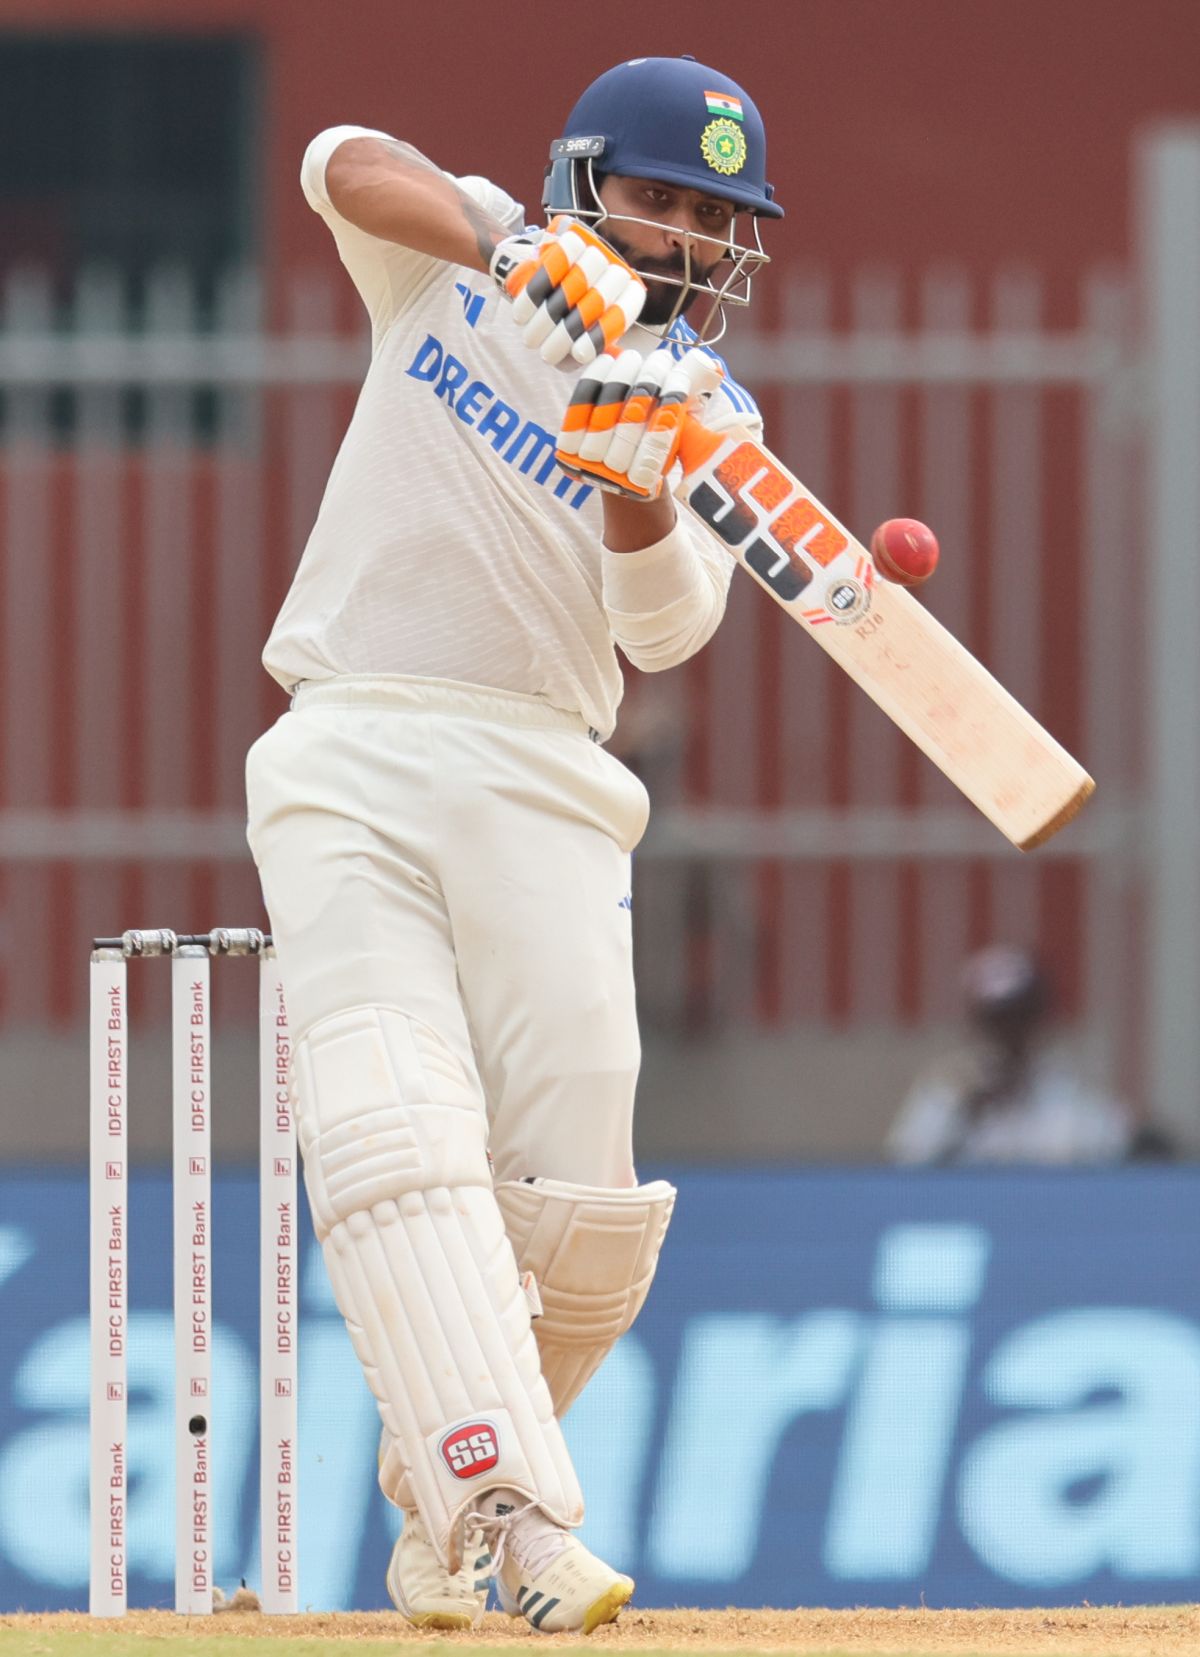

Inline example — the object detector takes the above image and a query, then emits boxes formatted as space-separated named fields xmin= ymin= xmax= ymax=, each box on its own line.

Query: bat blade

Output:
xmin=677 ymin=420 xmax=1094 ymax=850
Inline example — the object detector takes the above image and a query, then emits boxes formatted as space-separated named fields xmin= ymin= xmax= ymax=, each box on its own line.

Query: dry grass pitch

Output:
xmin=2 ymin=1605 xmax=1199 ymax=1656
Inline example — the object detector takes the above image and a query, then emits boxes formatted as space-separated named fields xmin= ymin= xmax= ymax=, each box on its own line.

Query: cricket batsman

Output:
xmin=245 ymin=53 xmax=781 ymax=1633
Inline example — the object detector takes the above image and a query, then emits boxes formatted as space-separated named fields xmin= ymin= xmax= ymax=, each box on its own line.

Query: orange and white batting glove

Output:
xmin=490 ymin=214 xmax=646 ymax=367
xmin=556 ymin=346 xmax=722 ymax=498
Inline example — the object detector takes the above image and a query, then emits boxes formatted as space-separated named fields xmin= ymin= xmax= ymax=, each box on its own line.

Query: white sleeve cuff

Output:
xmin=602 ymin=516 xmax=732 ymax=671
xmin=601 ymin=517 xmax=703 ymax=615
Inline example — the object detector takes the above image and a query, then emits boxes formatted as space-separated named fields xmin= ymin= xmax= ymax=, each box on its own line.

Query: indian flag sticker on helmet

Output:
xmin=705 ymin=90 xmax=744 ymax=121
xmin=700 ymin=118 xmax=748 ymax=177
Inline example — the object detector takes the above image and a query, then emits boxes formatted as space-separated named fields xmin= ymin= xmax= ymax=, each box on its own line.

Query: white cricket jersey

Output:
xmin=263 ymin=125 xmax=765 ymax=739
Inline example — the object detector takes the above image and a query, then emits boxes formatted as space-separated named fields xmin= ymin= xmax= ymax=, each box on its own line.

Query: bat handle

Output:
xmin=676 ymin=412 xmax=725 ymax=479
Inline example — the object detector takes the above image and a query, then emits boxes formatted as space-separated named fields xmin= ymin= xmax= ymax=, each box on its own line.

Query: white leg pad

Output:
xmin=379 ymin=1432 xmax=415 ymax=1511
xmin=494 ymin=1176 xmax=677 ymax=1416
xmin=293 ymin=1006 xmax=583 ymax=1568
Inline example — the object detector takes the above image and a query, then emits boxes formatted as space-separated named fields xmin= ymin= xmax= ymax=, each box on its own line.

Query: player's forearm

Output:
xmin=324 ymin=137 xmax=509 ymax=272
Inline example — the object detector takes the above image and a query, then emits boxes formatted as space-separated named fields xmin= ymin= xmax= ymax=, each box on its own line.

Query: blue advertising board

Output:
xmin=1 ymin=1166 xmax=1199 ymax=1612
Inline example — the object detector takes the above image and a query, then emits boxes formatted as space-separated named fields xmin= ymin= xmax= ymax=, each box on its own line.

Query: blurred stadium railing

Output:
xmin=0 ymin=128 xmax=1196 ymax=1150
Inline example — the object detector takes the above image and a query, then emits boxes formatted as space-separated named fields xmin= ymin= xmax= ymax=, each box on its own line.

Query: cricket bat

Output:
xmin=675 ymin=418 xmax=1094 ymax=851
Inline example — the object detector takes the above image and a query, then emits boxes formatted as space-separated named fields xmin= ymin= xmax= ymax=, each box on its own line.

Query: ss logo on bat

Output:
xmin=689 ymin=442 xmax=848 ymax=604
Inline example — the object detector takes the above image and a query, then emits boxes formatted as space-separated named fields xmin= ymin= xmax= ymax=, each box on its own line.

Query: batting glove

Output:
xmin=490 ymin=214 xmax=646 ymax=367
xmin=556 ymin=346 xmax=722 ymax=499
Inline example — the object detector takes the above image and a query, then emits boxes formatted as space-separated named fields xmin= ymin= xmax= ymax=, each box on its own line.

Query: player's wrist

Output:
xmin=599 ymin=490 xmax=678 ymax=554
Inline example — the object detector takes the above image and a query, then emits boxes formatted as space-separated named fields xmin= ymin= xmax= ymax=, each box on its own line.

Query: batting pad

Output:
xmin=292 ymin=1007 xmax=583 ymax=1568
xmin=494 ymin=1176 xmax=677 ymax=1416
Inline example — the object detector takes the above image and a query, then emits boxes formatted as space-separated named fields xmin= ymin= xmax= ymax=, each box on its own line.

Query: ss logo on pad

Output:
xmin=440 ymin=1420 xmax=500 ymax=1479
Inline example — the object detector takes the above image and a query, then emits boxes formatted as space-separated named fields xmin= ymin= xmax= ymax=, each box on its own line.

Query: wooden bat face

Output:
xmin=676 ymin=419 xmax=1094 ymax=851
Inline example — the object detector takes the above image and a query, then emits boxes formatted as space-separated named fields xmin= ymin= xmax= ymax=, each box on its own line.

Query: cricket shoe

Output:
xmin=386 ymin=1509 xmax=490 ymax=1630
xmin=488 ymin=1503 xmax=634 ymax=1634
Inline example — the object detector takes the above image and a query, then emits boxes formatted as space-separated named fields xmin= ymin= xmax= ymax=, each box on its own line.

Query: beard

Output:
xmin=639 ymin=278 xmax=700 ymax=326
xmin=602 ymin=229 xmax=717 ymax=327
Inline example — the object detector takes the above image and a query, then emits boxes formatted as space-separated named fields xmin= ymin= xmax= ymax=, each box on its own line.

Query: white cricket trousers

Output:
xmin=245 ymin=675 xmax=650 ymax=1186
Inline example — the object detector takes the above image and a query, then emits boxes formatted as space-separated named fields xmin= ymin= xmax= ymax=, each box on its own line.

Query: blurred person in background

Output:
xmin=887 ymin=946 xmax=1138 ymax=1166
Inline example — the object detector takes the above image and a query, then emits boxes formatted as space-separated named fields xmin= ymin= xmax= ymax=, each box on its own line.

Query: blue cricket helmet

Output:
xmin=545 ymin=55 xmax=783 ymax=220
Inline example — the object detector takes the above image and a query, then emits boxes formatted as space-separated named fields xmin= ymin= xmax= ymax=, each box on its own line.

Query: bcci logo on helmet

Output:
xmin=700 ymin=118 xmax=748 ymax=177
xmin=439 ymin=1419 xmax=501 ymax=1479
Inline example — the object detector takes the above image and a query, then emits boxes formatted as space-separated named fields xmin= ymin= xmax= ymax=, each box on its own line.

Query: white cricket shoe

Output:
xmin=493 ymin=1571 xmax=522 ymax=1617
xmin=491 ymin=1506 xmax=634 ymax=1634
xmin=386 ymin=1510 xmax=490 ymax=1630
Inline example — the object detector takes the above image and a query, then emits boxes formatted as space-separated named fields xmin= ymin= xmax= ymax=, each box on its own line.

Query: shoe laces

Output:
xmin=404 ymin=1509 xmax=478 ymax=1586
xmin=465 ymin=1499 xmax=569 ymax=1581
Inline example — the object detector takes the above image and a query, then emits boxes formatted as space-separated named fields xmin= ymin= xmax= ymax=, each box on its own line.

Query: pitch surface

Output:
xmin=2 ymin=1605 xmax=1200 ymax=1654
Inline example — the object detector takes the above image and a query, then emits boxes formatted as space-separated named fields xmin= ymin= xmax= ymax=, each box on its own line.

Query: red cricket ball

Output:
xmin=870 ymin=518 xmax=940 ymax=587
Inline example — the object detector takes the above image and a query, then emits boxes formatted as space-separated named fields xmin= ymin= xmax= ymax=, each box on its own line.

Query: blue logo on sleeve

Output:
xmin=453 ymin=282 xmax=488 ymax=329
